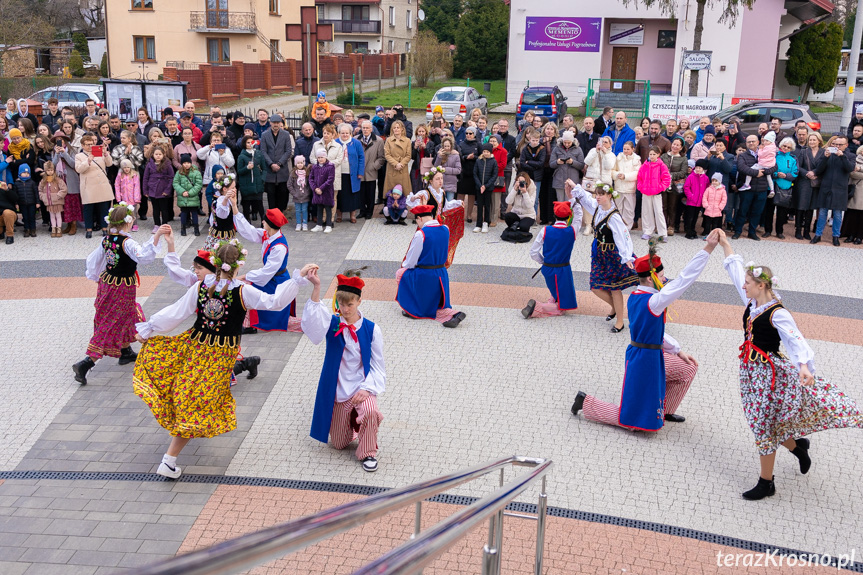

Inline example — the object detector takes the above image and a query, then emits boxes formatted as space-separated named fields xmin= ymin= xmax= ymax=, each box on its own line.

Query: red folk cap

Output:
xmin=336 ymin=274 xmax=365 ymax=296
xmin=553 ymin=201 xmax=572 ymax=219
xmin=263 ymin=208 xmax=288 ymax=229
xmin=633 ymin=255 xmax=663 ymax=276
xmin=410 ymin=204 xmax=434 ymax=216
xmin=194 ymin=249 xmax=217 ymax=273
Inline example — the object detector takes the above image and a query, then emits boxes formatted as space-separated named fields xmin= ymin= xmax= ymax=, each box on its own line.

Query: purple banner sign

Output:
xmin=524 ymin=17 xmax=602 ymax=52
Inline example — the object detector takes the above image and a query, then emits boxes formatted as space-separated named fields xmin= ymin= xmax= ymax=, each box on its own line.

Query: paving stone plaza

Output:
xmin=1 ymin=218 xmax=862 ymax=574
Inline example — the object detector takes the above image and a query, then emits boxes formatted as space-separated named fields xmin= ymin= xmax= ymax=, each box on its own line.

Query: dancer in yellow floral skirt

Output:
xmin=133 ymin=239 xmax=317 ymax=479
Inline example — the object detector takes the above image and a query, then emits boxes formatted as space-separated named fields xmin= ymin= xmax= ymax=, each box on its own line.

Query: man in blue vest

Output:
xmin=571 ymin=229 xmax=723 ymax=430
xmin=396 ymin=204 xmax=466 ymax=328
xmin=302 ymin=269 xmax=386 ymax=472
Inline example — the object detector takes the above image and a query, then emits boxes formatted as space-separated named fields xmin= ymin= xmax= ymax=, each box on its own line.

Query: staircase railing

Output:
xmin=123 ymin=455 xmax=553 ymax=575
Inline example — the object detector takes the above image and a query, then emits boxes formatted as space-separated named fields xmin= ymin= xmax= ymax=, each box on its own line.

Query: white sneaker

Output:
xmin=473 ymin=226 xmax=481 ymax=233
xmin=311 ymin=225 xmax=323 ymax=232
xmin=302 ymin=224 xmax=308 ymax=231
xmin=295 ymin=224 xmax=301 ymax=231
xmin=362 ymin=456 xmax=378 ymax=472
xmin=157 ymin=461 xmax=182 ymax=479
xmin=324 ymin=226 xmax=332 ymax=233
xmin=482 ymin=223 xmax=489 ymax=233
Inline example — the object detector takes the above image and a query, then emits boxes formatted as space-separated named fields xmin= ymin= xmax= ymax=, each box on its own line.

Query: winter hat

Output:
xmin=560 ymin=131 xmax=576 ymax=143
xmin=763 ymin=131 xmax=776 ymax=143
xmin=391 ymin=184 xmax=403 ymax=197
xmin=317 ymin=91 xmax=326 ymax=99
xmin=710 ymin=173 xmax=722 ymax=183
xmin=433 ymin=105 xmax=443 ymax=114
xmin=9 ymin=128 xmax=22 ymax=139
xmin=376 ymin=105 xmax=385 ymax=113
xmin=120 ymin=158 xmax=134 ymax=171
xmin=694 ymin=159 xmax=710 ymax=171
xmin=703 ymin=125 xmax=715 ymax=136
xmin=465 ymin=126 xmax=478 ymax=135
xmin=294 ymin=155 xmax=306 ymax=165
xmin=480 ymin=143 xmax=493 ymax=153
xmin=179 ymin=153 xmax=193 ymax=164
xmin=857 ymin=104 xmax=863 ymax=115
xmin=316 ymin=148 xmax=328 ymax=158
xmin=18 ymin=164 xmax=30 ymax=179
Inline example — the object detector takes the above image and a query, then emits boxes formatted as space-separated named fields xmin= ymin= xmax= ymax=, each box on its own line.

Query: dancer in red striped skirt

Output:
xmin=302 ymin=269 xmax=386 ymax=472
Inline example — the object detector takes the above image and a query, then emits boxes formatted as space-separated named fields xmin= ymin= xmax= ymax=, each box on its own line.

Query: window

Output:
xmin=269 ymin=0 xmax=279 ymax=14
xmin=131 ymin=0 xmax=153 ymax=9
xmin=345 ymin=42 xmax=368 ymax=53
xmin=133 ymin=36 xmax=156 ymax=61
xmin=770 ymin=107 xmax=802 ymax=123
xmin=270 ymin=39 xmax=280 ymax=61
xmin=406 ymin=9 xmax=412 ymax=29
xmin=342 ymin=5 xmax=369 ymax=20
xmin=387 ymin=40 xmax=394 ymax=52
xmin=738 ymin=107 xmax=768 ymax=124
xmin=207 ymin=38 xmax=230 ymax=64
xmin=389 ymin=6 xmax=395 ymax=27
xmin=405 ymin=41 xmax=411 ymax=53
xmin=317 ymin=5 xmax=325 ymax=21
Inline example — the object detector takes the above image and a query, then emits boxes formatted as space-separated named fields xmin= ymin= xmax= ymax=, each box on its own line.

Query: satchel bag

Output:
xmin=773 ymin=185 xmax=793 ymax=208
xmin=495 ymin=175 xmax=507 ymax=187
xmin=420 ymin=156 xmax=434 ymax=173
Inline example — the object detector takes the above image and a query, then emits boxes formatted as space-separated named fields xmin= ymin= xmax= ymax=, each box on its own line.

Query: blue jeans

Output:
xmin=21 ymin=203 xmax=37 ymax=230
xmin=295 ymin=201 xmax=309 ymax=225
xmin=815 ymin=209 xmax=844 ymax=238
xmin=386 ymin=206 xmax=403 ymax=221
xmin=724 ymin=191 xmax=739 ymax=227
xmin=734 ymin=190 xmax=767 ymax=236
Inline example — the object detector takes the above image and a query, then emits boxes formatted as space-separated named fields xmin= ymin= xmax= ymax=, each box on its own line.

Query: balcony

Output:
xmin=320 ymin=19 xmax=382 ymax=34
xmin=189 ymin=11 xmax=256 ymax=33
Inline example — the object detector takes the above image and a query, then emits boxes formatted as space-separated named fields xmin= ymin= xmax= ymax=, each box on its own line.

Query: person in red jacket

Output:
xmin=489 ymin=134 xmax=508 ymax=227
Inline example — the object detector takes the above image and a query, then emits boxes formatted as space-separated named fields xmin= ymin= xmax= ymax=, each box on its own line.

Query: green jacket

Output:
xmin=237 ymin=148 xmax=266 ymax=199
xmin=173 ymin=168 xmax=203 ymax=208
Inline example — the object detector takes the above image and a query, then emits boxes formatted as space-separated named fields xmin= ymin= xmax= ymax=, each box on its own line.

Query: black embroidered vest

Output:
xmin=743 ymin=302 xmax=783 ymax=353
xmin=190 ymin=283 xmax=246 ymax=347
xmin=100 ymin=235 xmax=138 ymax=286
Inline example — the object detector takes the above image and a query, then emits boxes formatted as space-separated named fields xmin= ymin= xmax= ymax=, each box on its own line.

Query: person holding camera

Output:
xmin=503 ymin=172 xmax=536 ymax=234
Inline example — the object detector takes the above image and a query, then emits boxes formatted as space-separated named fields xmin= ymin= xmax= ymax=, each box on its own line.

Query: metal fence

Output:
xmin=586 ymin=79 xmax=651 ymax=120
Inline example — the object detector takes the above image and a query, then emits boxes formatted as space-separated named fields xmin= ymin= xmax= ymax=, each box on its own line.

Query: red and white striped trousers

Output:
xmin=330 ymin=394 xmax=384 ymax=460
xmin=583 ymin=352 xmax=698 ymax=427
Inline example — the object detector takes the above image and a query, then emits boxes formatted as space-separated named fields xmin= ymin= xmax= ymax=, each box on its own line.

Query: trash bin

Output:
xmin=483 ymin=82 xmax=491 ymax=92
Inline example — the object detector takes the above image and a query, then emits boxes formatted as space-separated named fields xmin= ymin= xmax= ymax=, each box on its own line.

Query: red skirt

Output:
xmin=87 ymin=278 xmax=145 ymax=360
xmin=438 ymin=205 xmax=464 ymax=268
xmin=63 ymin=194 xmax=83 ymax=223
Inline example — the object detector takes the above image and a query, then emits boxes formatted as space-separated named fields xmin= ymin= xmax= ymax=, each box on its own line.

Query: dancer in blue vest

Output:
xmin=232 ymin=202 xmax=296 ymax=334
xmin=396 ymin=204 xmax=466 ymax=328
xmin=302 ymin=269 xmax=386 ymax=472
xmin=571 ymin=230 xmax=722 ymax=431
xmin=522 ymin=201 xmax=582 ymax=319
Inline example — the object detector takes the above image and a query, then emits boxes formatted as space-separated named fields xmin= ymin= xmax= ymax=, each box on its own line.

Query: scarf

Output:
xmin=295 ymin=167 xmax=306 ymax=189
xmin=7 ymin=137 xmax=30 ymax=160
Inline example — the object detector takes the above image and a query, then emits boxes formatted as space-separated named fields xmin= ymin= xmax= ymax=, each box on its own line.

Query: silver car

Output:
xmin=426 ymin=86 xmax=487 ymax=122
xmin=29 ymin=83 xmax=104 ymax=109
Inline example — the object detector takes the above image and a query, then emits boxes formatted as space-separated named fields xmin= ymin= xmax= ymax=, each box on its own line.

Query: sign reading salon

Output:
xmin=525 ymin=17 xmax=602 ymax=52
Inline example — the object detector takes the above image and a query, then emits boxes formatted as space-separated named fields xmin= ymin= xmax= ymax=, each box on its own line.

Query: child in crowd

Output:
xmin=173 ymin=153 xmax=202 ymax=236
xmin=683 ymin=159 xmax=710 ymax=239
xmin=288 ymin=155 xmax=311 ymax=231
xmin=739 ymin=131 xmax=776 ymax=195
xmin=311 ymin=91 xmax=332 ymax=119
xmin=636 ymin=146 xmax=672 ymax=241
xmin=701 ymin=173 xmax=728 ymax=238
xmin=14 ymin=165 xmax=39 ymax=237
xmin=237 ymin=135 xmax=266 ymax=222
xmin=38 ymin=161 xmax=67 ymax=237
xmin=473 ymin=143 xmax=498 ymax=233
xmin=142 ymin=146 xmax=175 ymax=231
xmin=115 ymin=159 xmax=141 ymax=232
xmin=310 ymin=148 xmax=335 ymax=234
xmin=383 ymin=184 xmax=407 ymax=225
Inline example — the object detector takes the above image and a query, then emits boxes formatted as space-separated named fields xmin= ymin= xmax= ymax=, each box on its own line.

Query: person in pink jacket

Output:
xmin=635 ymin=145 xmax=671 ymax=240
xmin=701 ymin=172 xmax=728 ymax=238
xmin=683 ymin=159 xmax=710 ymax=239
xmin=115 ymin=158 xmax=142 ymax=231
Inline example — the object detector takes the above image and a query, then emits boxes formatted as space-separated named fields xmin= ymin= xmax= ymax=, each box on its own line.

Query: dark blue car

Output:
xmin=516 ymin=86 xmax=568 ymax=126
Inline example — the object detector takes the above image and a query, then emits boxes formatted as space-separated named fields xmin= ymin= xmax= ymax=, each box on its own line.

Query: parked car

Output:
xmin=28 ymin=83 xmax=104 ymax=109
xmin=426 ymin=87 xmax=487 ymax=122
xmin=710 ymin=100 xmax=820 ymax=135
xmin=516 ymin=86 xmax=568 ymax=126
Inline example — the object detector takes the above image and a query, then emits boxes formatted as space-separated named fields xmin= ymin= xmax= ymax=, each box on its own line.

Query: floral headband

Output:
xmin=210 ymin=238 xmax=249 ymax=272
xmin=595 ymin=183 xmax=619 ymax=199
xmin=745 ymin=261 xmax=778 ymax=288
xmin=212 ymin=173 xmax=236 ymax=192
xmin=103 ymin=201 xmax=136 ymax=226
xmin=422 ymin=165 xmax=446 ymax=183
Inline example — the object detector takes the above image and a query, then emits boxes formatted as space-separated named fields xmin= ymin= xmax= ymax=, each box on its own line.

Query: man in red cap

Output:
xmin=232 ymin=203 xmax=297 ymax=333
xmin=571 ymin=228 xmax=725 ymax=431
xmin=396 ymin=204 xmax=466 ymax=328
xmin=523 ymin=200 xmax=582 ymax=319
xmin=302 ymin=268 xmax=386 ymax=472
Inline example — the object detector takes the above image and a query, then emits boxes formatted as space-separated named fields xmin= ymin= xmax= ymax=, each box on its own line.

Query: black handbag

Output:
xmin=773 ymin=186 xmax=793 ymax=208
xmin=495 ymin=175 xmax=507 ymax=187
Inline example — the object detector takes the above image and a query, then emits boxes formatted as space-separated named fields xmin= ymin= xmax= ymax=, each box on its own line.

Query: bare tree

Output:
xmin=622 ymin=0 xmax=755 ymax=96
xmin=34 ymin=0 xmax=87 ymax=32
xmin=409 ymin=30 xmax=453 ymax=87
xmin=79 ymin=0 xmax=106 ymax=36
xmin=0 ymin=0 xmax=55 ymax=74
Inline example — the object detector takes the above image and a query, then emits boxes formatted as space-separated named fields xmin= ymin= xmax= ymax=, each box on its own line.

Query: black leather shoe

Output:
xmin=775 ymin=233 xmax=785 ymax=240
xmin=855 ymin=238 xmax=862 ymax=245
xmin=844 ymin=236 xmax=855 ymax=243
xmin=5 ymin=236 xmax=12 ymax=244
xmin=442 ymin=311 xmax=466 ymax=328
xmin=791 ymin=437 xmax=811 ymax=474
xmin=748 ymin=233 xmax=761 ymax=241
xmin=118 ymin=347 xmax=138 ymax=365
xmin=605 ymin=312 xmax=616 ymax=322
xmin=742 ymin=476 xmax=776 ymax=500
xmin=521 ymin=299 xmax=536 ymax=319
xmin=72 ymin=357 xmax=96 ymax=385
xmin=85 ymin=231 xmax=93 ymax=239
xmin=810 ymin=235 xmax=821 ymax=244
xmin=244 ymin=356 xmax=261 ymax=379
xmin=795 ymin=232 xmax=804 ymax=240
xmin=731 ymin=233 xmax=741 ymax=240
xmin=664 ymin=413 xmax=685 ymax=423
xmin=610 ymin=324 xmax=625 ymax=333
xmin=242 ymin=327 xmax=258 ymax=335
xmin=571 ymin=391 xmax=586 ymax=416
xmin=833 ymin=237 xmax=840 ymax=246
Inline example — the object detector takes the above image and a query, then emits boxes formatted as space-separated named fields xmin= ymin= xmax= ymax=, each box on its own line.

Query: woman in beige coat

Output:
xmin=610 ymin=141 xmax=642 ymax=228
xmin=76 ymin=133 xmax=115 ymax=238
xmin=384 ymin=120 xmax=412 ymax=196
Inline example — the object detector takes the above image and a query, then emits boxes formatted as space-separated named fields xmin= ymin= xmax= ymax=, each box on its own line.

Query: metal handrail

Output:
xmin=123 ymin=455 xmax=551 ymax=575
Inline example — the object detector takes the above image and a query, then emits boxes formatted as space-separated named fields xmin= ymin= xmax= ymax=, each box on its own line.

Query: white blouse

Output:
xmin=85 ymin=233 xmax=160 ymax=281
xmin=571 ymin=185 xmax=633 ymax=264
xmin=136 ymin=272 xmax=308 ymax=339
xmin=301 ymin=299 xmax=386 ymax=402
xmin=723 ymin=255 xmax=816 ymax=373
xmin=406 ymin=187 xmax=463 ymax=211
xmin=233 ymin=213 xmax=288 ymax=286
xmin=163 ymin=251 xmax=199 ymax=287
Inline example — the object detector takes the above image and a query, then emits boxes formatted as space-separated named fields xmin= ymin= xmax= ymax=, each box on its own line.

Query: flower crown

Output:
xmin=596 ymin=183 xmax=619 ymax=199
xmin=745 ymin=261 xmax=778 ymax=288
xmin=103 ymin=201 xmax=136 ymax=226
xmin=210 ymin=238 xmax=249 ymax=272
xmin=422 ymin=165 xmax=446 ymax=183
xmin=212 ymin=173 xmax=236 ymax=192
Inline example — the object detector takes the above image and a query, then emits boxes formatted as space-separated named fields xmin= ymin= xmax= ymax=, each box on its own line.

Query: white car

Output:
xmin=29 ymin=84 xmax=104 ymax=108
xmin=426 ymin=86 xmax=488 ymax=122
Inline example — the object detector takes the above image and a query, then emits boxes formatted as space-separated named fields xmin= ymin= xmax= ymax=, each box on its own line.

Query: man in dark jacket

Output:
xmin=294 ymin=122 xmax=319 ymax=164
xmin=734 ymin=134 xmax=778 ymax=240
xmin=812 ymin=135 xmax=854 ymax=246
xmin=594 ymin=107 xmax=614 ymax=137
xmin=311 ymin=107 xmax=333 ymax=138
xmin=635 ymin=120 xmax=671 ymax=163
xmin=577 ymin=117 xmax=600 ymax=154
xmin=42 ymin=98 xmax=63 ymax=134
xmin=260 ymin=114 xmax=294 ymax=211
xmin=384 ymin=105 xmax=413 ymax=139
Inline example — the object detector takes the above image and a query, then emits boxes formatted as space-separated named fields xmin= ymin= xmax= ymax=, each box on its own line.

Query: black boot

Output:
xmin=72 ymin=357 xmax=96 ymax=385
xmin=442 ymin=311 xmax=466 ymax=328
xmin=742 ymin=476 xmax=775 ymax=500
xmin=194 ymin=226 xmax=200 ymax=236
xmin=571 ymin=391 xmax=586 ymax=416
xmin=243 ymin=356 xmax=261 ymax=379
xmin=118 ymin=347 xmax=138 ymax=366
xmin=181 ymin=227 xmax=187 ymax=236
xmin=521 ymin=299 xmax=536 ymax=319
xmin=791 ymin=438 xmax=811 ymax=474
xmin=242 ymin=327 xmax=258 ymax=335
